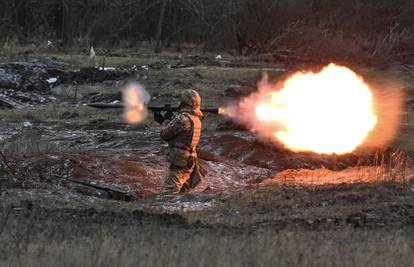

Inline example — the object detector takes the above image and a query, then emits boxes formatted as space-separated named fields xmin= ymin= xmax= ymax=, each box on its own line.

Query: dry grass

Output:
xmin=50 ymin=53 xmax=158 ymax=69
xmin=1 ymin=224 xmax=414 ymax=267
xmin=267 ymin=165 xmax=412 ymax=186
xmin=0 ymin=105 xmax=119 ymax=124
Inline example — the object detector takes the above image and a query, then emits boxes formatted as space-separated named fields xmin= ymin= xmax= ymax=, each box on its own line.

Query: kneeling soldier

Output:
xmin=159 ymin=89 xmax=204 ymax=193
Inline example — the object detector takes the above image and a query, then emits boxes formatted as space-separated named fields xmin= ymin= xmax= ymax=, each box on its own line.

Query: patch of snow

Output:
xmin=23 ymin=121 xmax=33 ymax=128
xmin=90 ymin=46 xmax=96 ymax=58
xmin=47 ymin=77 xmax=58 ymax=84
xmin=215 ymin=55 xmax=222 ymax=60
xmin=98 ymin=67 xmax=116 ymax=71
xmin=141 ymin=65 xmax=149 ymax=71
xmin=162 ymin=200 xmax=216 ymax=212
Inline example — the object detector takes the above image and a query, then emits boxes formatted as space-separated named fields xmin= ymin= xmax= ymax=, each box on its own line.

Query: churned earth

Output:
xmin=1 ymin=52 xmax=414 ymax=266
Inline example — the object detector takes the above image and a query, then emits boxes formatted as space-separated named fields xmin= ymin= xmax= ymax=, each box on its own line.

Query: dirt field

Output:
xmin=1 ymin=52 xmax=414 ymax=266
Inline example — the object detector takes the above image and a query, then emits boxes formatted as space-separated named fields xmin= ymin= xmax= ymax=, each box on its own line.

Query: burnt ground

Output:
xmin=1 ymin=53 xmax=414 ymax=266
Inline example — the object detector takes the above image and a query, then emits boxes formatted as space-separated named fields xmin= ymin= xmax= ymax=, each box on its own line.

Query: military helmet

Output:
xmin=180 ymin=89 xmax=201 ymax=108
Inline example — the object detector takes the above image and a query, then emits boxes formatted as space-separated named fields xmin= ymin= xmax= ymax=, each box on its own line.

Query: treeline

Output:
xmin=1 ymin=0 xmax=414 ymax=63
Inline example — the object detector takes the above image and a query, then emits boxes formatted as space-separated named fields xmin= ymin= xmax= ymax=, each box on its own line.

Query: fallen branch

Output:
xmin=66 ymin=178 xmax=138 ymax=201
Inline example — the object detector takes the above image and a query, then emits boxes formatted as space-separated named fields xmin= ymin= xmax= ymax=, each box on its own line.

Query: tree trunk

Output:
xmin=154 ymin=0 xmax=168 ymax=53
xmin=55 ymin=2 xmax=63 ymax=42
xmin=236 ymin=32 xmax=247 ymax=56
xmin=62 ymin=0 xmax=74 ymax=47
xmin=15 ymin=0 xmax=27 ymax=37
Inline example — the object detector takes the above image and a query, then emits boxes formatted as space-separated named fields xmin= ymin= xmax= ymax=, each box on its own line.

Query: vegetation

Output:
xmin=1 ymin=2 xmax=414 ymax=266
xmin=1 ymin=0 xmax=414 ymax=64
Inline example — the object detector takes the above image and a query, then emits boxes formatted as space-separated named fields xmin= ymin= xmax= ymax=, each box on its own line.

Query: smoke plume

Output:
xmin=122 ymin=82 xmax=151 ymax=125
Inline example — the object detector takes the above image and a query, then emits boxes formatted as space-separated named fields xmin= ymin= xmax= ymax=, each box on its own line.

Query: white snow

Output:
xmin=47 ymin=77 xmax=58 ymax=84
xmin=89 ymin=46 xmax=96 ymax=59
xmin=161 ymin=199 xmax=216 ymax=212
xmin=23 ymin=121 xmax=33 ymax=128
xmin=98 ymin=67 xmax=116 ymax=71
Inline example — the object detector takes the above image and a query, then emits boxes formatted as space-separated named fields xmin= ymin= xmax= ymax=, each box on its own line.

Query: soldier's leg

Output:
xmin=163 ymin=163 xmax=195 ymax=194
xmin=179 ymin=159 xmax=196 ymax=193
xmin=188 ymin=158 xmax=208 ymax=189
xmin=163 ymin=165 xmax=182 ymax=194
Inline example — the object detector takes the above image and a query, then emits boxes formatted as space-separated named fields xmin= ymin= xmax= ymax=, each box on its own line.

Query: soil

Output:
xmin=1 ymin=53 xmax=414 ymax=266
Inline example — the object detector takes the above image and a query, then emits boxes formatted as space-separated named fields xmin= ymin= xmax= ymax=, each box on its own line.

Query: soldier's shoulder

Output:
xmin=176 ymin=113 xmax=194 ymax=126
xmin=170 ymin=113 xmax=190 ymax=124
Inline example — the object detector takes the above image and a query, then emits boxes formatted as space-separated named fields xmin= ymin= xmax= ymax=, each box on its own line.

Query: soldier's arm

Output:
xmin=160 ymin=114 xmax=191 ymax=141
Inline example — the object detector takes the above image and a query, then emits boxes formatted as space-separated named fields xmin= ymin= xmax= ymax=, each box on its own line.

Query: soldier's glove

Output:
xmin=153 ymin=110 xmax=165 ymax=124
xmin=163 ymin=109 xmax=174 ymax=121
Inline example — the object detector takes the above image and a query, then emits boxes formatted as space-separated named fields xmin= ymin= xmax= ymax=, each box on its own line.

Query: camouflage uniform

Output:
xmin=160 ymin=90 xmax=203 ymax=194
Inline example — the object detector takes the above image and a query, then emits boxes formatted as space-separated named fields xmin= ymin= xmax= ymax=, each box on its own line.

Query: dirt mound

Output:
xmin=0 ymin=62 xmax=50 ymax=92
xmin=0 ymin=60 xmax=66 ymax=107
xmin=263 ymin=166 xmax=413 ymax=186
xmin=9 ymin=148 xmax=269 ymax=199
xmin=4 ymin=124 xmax=406 ymax=200
xmin=200 ymin=132 xmax=364 ymax=171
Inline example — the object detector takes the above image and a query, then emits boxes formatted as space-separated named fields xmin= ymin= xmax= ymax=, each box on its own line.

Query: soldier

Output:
xmin=156 ymin=89 xmax=204 ymax=194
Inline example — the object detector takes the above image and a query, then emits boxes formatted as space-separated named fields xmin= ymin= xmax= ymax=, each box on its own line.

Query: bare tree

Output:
xmin=0 ymin=0 xmax=413 ymax=64
xmin=154 ymin=0 xmax=168 ymax=53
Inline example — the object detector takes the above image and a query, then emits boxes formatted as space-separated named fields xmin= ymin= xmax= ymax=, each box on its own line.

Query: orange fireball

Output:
xmin=255 ymin=64 xmax=377 ymax=154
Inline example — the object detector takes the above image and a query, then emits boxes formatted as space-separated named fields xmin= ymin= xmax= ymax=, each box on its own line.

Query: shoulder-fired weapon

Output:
xmin=86 ymin=102 xmax=222 ymax=115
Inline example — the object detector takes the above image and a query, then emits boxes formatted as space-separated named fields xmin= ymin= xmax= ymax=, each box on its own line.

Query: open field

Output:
xmin=1 ymin=52 xmax=414 ymax=266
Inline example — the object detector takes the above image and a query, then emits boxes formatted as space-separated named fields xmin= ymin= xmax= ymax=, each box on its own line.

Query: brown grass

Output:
xmin=1 ymin=224 xmax=414 ymax=267
xmin=267 ymin=165 xmax=413 ymax=186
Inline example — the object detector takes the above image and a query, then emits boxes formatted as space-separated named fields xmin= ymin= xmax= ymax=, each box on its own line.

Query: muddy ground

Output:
xmin=1 ymin=53 xmax=414 ymax=266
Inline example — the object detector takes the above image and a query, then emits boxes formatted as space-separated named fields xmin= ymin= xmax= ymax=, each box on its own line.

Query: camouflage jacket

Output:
xmin=161 ymin=108 xmax=202 ymax=146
